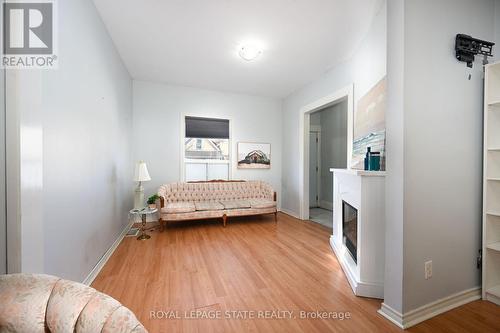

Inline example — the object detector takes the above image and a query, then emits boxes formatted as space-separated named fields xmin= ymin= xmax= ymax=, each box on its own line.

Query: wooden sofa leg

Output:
xmin=223 ymin=214 xmax=227 ymax=228
xmin=274 ymin=212 xmax=278 ymax=223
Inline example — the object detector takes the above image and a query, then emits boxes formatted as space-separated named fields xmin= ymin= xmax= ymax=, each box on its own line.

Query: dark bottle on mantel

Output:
xmin=364 ymin=147 xmax=372 ymax=171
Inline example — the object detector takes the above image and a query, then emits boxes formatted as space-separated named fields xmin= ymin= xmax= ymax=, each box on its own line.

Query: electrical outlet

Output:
xmin=425 ymin=260 xmax=432 ymax=280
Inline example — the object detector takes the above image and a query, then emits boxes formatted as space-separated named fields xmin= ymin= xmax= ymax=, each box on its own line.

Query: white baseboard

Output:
xmin=319 ymin=200 xmax=333 ymax=211
xmin=379 ymin=287 xmax=481 ymax=329
xmin=82 ymin=221 xmax=132 ymax=286
xmin=279 ymin=208 xmax=300 ymax=219
xmin=378 ymin=303 xmax=404 ymax=329
xmin=485 ymin=290 xmax=500 ymax=305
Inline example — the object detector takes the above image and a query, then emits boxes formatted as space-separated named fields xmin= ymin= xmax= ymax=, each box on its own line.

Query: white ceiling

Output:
xmin=93 ymin=0 xmax=383 ymax=98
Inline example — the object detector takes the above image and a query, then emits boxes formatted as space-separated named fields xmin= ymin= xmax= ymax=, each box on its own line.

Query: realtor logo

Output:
xmin=2 ymin=0 xmax=57 ymax=68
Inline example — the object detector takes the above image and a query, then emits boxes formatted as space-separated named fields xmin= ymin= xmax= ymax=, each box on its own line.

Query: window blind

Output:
xmin=185 ymin=116 xmax=229 ymax=139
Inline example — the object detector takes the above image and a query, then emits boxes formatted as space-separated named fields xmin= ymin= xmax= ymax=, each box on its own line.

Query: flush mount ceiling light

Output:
xmin=239 ymin=44 xmax=262 ymax=61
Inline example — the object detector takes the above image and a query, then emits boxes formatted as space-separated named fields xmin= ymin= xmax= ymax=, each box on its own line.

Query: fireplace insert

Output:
xmin=342 ymin=201 xmax=358 ymax=263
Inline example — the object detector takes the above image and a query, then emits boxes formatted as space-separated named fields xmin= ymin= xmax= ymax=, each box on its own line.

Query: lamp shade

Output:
xmin=134 ymin=161 xmax=151 ymax=182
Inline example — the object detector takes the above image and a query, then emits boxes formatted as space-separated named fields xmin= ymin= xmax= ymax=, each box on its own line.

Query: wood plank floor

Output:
xmin=92 ymin=213 xmax=500 ymax=333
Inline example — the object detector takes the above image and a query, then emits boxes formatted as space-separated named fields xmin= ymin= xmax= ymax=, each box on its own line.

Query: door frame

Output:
xmin=299 ymin=84 xmax=354 ymax=220
xmin=309 ymin=127 xmax=321 ymax=208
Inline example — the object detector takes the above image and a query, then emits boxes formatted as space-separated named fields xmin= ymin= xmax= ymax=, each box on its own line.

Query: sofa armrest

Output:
xmin=157 ymin=184 xmax=167 ymax=209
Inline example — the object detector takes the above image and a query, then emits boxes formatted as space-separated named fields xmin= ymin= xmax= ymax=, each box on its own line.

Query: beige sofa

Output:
xmin=158 ymin=180 xmax=277 ymax=227
xmin=0 ymin=274 xmax=147 ymax=333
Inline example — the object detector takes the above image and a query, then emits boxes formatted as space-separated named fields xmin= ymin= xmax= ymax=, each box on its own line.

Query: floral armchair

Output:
xmin=0 ymin=274 xmax=147 ymax=333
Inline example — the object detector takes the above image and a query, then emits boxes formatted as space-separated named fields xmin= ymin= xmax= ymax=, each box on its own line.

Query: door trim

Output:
xmin=309 ymin=128 xmax=321 ymax=208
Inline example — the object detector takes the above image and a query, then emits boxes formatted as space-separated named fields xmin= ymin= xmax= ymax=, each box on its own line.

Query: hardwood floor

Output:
xmin=92 ymin=213 xmax=500 ymax=333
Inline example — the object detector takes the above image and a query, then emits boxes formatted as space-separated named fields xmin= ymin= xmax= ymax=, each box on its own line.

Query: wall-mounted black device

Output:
xmin=455 ymin=34 xmax=494 ymax=68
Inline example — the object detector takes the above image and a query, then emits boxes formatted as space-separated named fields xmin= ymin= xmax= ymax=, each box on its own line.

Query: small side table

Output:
xmin=129 ymin=208 xmax=158 ymax=240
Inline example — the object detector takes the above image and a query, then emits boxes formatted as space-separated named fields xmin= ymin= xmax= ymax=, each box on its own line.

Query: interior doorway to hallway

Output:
xmin=301 ymin=86 xmax=353 ymax=228
xmin=306 ymin=98 xmax=349 ymax=228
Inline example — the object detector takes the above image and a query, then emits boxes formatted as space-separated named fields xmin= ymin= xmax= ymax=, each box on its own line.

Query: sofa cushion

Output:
xmin=195 ymin=202 xmax=224 ymax=211
xmin=76 ymin=292 xmax=121 ymax=333
xmin=220 ymin=200 xmax=251 ymax=210
xmin=164 ymin=202 xmax=196 ymax=214
xmin=46 ymin=279 xmax=97 ymax=333
xmin=249 ymin=199 xmax=276 ymax=209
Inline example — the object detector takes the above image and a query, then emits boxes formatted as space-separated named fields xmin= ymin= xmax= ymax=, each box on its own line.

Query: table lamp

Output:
xmin=134 ymin=161 xmax=151 ymax=209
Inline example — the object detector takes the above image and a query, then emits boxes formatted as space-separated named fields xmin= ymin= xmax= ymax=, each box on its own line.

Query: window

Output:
xmin=184 ymin=116 xmax=230 ymax=181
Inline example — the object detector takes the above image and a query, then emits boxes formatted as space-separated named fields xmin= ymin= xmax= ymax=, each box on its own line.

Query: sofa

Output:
xmin=0 ymin=274 xmax=147 ymax=333
xmin=158 ymin=180 xmax=277 ymax=227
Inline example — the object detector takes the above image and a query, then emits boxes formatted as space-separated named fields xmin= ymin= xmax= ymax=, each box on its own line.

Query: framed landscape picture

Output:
xmin=352 ymin=77 xmax=386 ymax=170
xmin=237 ymin=142 xmax=271 ymax=169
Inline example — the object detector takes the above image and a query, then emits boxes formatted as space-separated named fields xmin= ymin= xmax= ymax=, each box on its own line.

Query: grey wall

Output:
xmin=132 ymin=81 xmax=282 ymax=207
xmin=402 ymin=0 xmax=494 ymax=313
xmin=384 ymin=0 xmax=499 ymax=315
xmin=42 ymin=0 xmax=133 ymax=281
xmin=281 ymin=1 xmax=387 ymax=216
xmin=495 ymin=1 xmax=500 ymax=61
xmin=6 ymin=0 xmax=133 ymax=281
xmin=310 ymin=112 xmax=321 ymax=126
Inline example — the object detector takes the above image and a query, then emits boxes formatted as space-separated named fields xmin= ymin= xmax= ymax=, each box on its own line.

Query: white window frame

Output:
xmin=180 ymin=114 xmax=232 ymax=181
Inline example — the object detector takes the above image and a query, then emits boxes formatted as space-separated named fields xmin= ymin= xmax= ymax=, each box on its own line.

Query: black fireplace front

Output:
xmin=342 ymin=201 xmax=358 ymax=263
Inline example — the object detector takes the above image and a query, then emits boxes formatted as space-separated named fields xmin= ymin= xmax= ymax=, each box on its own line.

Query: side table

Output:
xmin=129 ymin=207 xmax=158 ymax=240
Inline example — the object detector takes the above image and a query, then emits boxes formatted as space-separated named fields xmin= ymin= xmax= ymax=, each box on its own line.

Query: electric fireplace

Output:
xmin=342 ymin=201 xmax=358 ymax=263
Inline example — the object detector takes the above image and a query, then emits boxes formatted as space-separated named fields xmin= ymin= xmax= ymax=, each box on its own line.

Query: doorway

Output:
xmin=299 ymin=84 xmax=354 ymax=222
xmin=308 ymin=102 xmax=349 ymax=228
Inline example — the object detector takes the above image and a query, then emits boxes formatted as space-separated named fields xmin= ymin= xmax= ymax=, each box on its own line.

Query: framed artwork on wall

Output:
xmin=237 ymin=142 xmax=271 ymax=169
xmin=352 ymin=77 xmax=386 ymax=170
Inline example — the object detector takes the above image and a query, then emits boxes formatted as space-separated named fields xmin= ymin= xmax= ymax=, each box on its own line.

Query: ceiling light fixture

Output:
xmin=239 ymin=44 xmax=262 ymax=61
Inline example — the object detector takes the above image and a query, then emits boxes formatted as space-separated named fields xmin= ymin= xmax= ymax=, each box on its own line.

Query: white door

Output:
xmin=309 ymin=132 xmax=319 ymax=208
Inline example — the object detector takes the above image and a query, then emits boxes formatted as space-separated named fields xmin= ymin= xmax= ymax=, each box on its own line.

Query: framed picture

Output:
xmin=352 ymin=77 xmax=386 ymax=170
xmin=237 ymin=142 xmax=271 ymax=169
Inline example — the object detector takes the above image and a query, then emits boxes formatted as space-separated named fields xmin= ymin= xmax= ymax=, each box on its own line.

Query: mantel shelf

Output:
xmin=486 ymin=242 xmax=500 ymax=252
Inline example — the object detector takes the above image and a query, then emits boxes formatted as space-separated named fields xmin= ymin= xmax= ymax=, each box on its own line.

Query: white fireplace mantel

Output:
xmin=329 ymin=168 xmax=386 ymax=299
